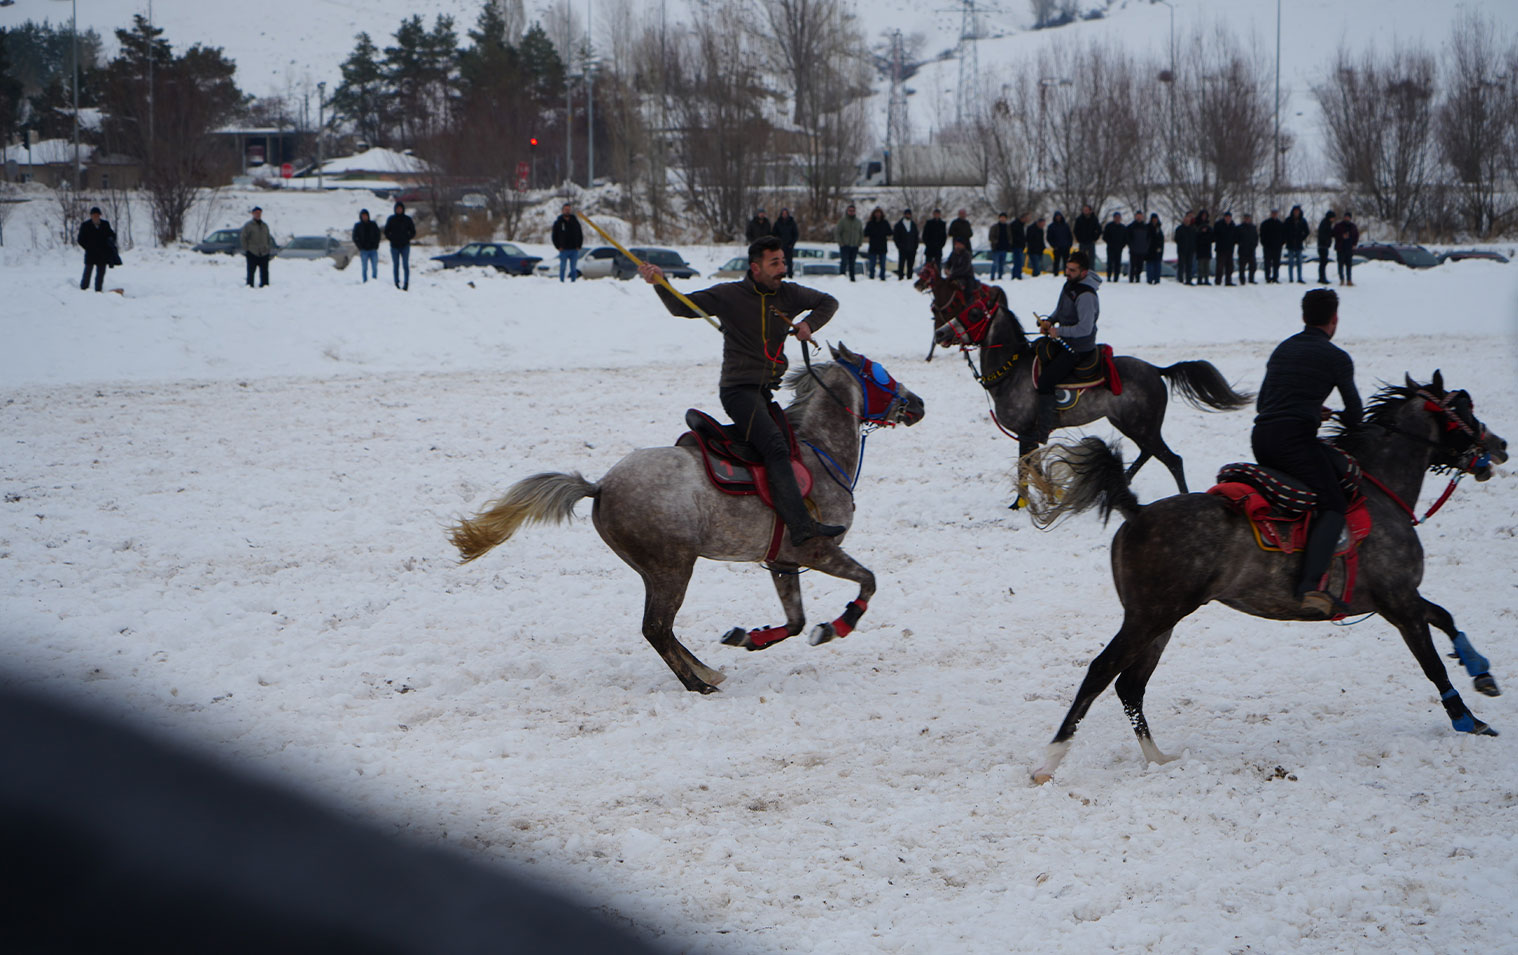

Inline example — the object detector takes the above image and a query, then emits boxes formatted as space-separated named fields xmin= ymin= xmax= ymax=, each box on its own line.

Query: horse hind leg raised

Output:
xmin=1424 ymin=597 xmax=1501 ymax=696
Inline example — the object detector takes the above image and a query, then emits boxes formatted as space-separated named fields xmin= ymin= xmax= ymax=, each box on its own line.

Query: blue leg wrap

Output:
xmin=1443 ymin=687 xmax=1477 ymax=733
xmin=1452 ymin=631 xmax=1491 ymax=678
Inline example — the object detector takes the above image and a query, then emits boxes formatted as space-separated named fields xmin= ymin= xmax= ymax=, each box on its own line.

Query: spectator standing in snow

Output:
xmin=550 ymin=203 xmax=582 ymax=284
xmin=1285 ymin=205 xmax=1311 ymax=284
xmin=385 ymin=201 xmax=417 ymax=290
xmin=988 ymin=212 xmax=1014 ymax=280
xmin=863 ymin=207 xmax=892 ymax=281
xmin=77 ymin=206 xmax=117 ymax=293
xmin=352 ymin=209 xmax=381 ymax=283
xmin=1102 ymin=211 xmax=1126 ymax=282
xmin=240 ymin=206 xmax=274 ymax=289
xmin=1073 ymin=204 xmax=1100 ymax=264
xmin=1025 ymin=216 xmax=1047 ymax=277
xmin=1237 ymin=213 xmax=1260 ymax=285
xmin=1125 ymin=211 xmax=1149 ymax=283
xmin=948 ymin=209 xmax=974 ymax=251
xmin=774 ymin=208 xmax=800 ymax=277
xmin=1010 ymin=213 xmax=1028 ymax=279
xmin=1259 ymin=208 xmax=1285 ymax=283
xmin=1194 ymin=209 xmax=1214 ymax=286
xmin=1316 ymin=210 xmax=1336 ymax=284
xmin=893 ymin=209 xmax=919 ymax=280
xmin=835 ymin=204 xmax=863 ymax=281
xmin=1213 ymin=211 xmax=1237 ymax=287
xmin=1333 ymin=211 xmax=1360 ymax=286
xmin=1145 ymin=213 xmax=1164 ymax=285
xmin=1047 ymin=211 xmax=1073 ymax=276
xmin=922 ymin=208 xmax=948 ymax=265
xmin=745 ymin=208 xmax=772 ymax=243
xmin=1174 ymin=212 xmax=1197 ymax=285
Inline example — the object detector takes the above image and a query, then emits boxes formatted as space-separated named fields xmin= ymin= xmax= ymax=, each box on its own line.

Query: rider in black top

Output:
xmin=1251 ymin=287 xmax=1363 ymax=616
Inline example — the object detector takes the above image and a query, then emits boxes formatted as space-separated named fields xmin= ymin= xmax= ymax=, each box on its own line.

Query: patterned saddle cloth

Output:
xmin=1207 ymin=454 xmax=1369 ymax=554
xmin=1030 ymin=342 xmax=1122 ymax=393
xmin=675 ymin=405 xmax=813 ymax=508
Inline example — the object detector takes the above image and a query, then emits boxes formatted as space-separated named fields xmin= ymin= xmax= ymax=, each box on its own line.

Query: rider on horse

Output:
xmin=1027 ymin=249 xmax=1102 ymax=458
xmin=1251 ymin=287 xmax=1364 ymax=617
xmin=943 ymin=233 xmax=979 ymax=291
xmin=638 ymin=235 xmax=846 ymax=545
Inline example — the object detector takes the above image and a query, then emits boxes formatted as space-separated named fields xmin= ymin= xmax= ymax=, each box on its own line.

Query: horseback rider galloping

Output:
xmin=1026 ymin=249 xmax=1101 ymax=459
xmin=639 ymin=235 xmax=845 ymax=545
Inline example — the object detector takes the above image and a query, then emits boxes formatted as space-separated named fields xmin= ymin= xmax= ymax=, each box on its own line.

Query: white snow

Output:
xmin=4 ymin=185 xmax=1518 ymax=951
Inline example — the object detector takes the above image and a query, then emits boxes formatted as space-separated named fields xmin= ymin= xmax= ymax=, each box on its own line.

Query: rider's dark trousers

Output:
xmin=721 ymin=384 xmax=810 ymax=529
xmin=1252 ymin=417 xmax=1348 ymax=595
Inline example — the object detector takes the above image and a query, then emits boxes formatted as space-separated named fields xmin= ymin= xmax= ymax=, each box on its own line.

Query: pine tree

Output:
xmin=331 ymin=33 xmax=390 ymax=148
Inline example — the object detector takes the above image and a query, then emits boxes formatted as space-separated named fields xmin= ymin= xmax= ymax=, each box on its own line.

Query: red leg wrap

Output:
xmin=747 ymin=625 xmax=791 ymax=649
xmin=830 ymin=599 xmax=869 ymax=639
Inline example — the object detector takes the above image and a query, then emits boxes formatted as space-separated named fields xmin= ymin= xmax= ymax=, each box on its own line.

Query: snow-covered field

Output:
xmin=5 ymin=185 xmax=1518 ymax=951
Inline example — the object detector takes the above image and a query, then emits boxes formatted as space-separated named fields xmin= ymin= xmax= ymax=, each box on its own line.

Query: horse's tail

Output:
xmin=1159 ymin=360 xmax=1254 ymax=411
xmin=450 ymin=472 xmax=600 ymax=563
xmin=1025 ymin=437 xmax=1142 ymax=527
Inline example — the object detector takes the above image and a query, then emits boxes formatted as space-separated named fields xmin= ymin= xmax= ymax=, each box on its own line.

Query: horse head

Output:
xmin=913 ymin=261 xmax=939 ymax=293
xmin=830 ymin=342 xmax=925 ymax=427
xmin=1407 ymin=371 xmax=1508 ymax=481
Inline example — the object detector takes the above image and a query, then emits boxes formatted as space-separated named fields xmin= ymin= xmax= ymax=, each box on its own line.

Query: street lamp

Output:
xmin=71 ymin=0 xmax=79 ymax=190
xmin=317 ymin=81 xmax=326 ymax=190
xmin=1155 ymin=0 xmax=1175 ymax=81
xmin=1037 ymin=76 xmax=1071 ymax=190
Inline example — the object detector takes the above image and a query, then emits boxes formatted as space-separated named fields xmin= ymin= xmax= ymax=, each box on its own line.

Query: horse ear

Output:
xmin=1405 ymin=373 xmax=1418 ymax=392
xmin=832 ymin=341 xmax=857 ymax=363
xmin=1431 ymin=369 xmax=1444 ymax=392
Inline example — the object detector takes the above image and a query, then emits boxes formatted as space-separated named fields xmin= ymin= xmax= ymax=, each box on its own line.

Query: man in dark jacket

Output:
xmin=1236 ymin=213 xmax=1260 ymax=285
xmin=1125 ymin=212 xmax=1148 ymax=283
xmin=988 ymin=212 xmax=1014 ymax=280
xmin=745 ymin=208 xmax=772 ymax=243
xmin=1102 ymin=211 xmax=1126 ymax=282
xmin=638 ymin=235 xmax=842 ymax=546
xmin=1285 ymin=205 xmax=1311 ymax=283
xmin=1212 ymin=211 xmax=1237 ymax=286
xmin=77 ymin=206 xmax=117 ymax=292
xmin=1025 ymin=217 xmax=1047 ymax=277
xmin=1259 ymin=208 xmax=1286 ymax=283
xmin=1009 ymin=213 xmax=1028 ymax=279
xmin=550 ymin=203 xmax=583 ymax=284
xmin=352 ymin=209 xmax=382 ymax=283
xmin=1316 ymin=210 xmax=1336 ymax=284
xmin=948 ymin=209 xmax=974 ymax=251
xmin=774 ymin=208 xmax=800 ymax=277
xmin=1072 ymin=204 xmax=1100 ymax=263
xmin=1027 ymin=250 xmax=1101 ymax=459
xmin=384 ymin=201 xmax=418 ymax=290
xmin=1251 ymin=288 xmax=1362 ymax=617
xmin=1174 ymin=213 xmax=1197 ymax=285
xmin=1047 ymin=211 xmax=1073 ymax=275
xmin=1194 ymin=210 xmax=1213 ymax=285
xmin=835 ymin=204 xmax=863 ymax=281
xmin=893 ymin=209 xmax=919 ymax=280
xmin=1332 ymin=211 xmax=1360 ymax=286
xmin=922 ymin=209 xmax=948 ymax=265
xmin=863 ymin=207 xmax=892 ymax=281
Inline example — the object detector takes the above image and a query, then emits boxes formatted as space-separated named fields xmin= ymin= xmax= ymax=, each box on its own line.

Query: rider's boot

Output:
xmin=768 ymin=462 xmax=844 ymax=546
xmin=1296 ymin=509 xmax=1347 ymax=617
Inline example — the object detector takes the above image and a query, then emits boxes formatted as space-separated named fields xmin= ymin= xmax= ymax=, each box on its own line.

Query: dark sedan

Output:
xmin=431 ymin=242 xmax=542 ymax=275
xmin=1353 ymin=242 xmax=1440 ymax=269
xmin=1438 ymin=249 xmax=1510 ymax=265
xmin=192 ymin=229 xmax=242 ymax=255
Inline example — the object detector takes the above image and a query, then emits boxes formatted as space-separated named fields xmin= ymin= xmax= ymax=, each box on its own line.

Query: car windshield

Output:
xmin=1398 ymin=246 xmax=1438 ymax=267
xmin=497 ymin=243 xmax=524 ymax=256
xmin=212 ymin=231 xmax=238 ymax=242
xmin=287 ymin=237 xmax=326 ymax=250
xmin=793 ymin=248 xmax=825 ymax=258
xmin=457 ymin=244 xmax=484 ymax=257
xmin=638 ymin=249 xmax=687 ymax=268
xmin=720 ymin=257 xmax=747 ymax=271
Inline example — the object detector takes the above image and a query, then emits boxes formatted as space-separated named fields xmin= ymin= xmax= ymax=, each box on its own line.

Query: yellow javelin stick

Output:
xmin=576 ymin=211 xmax=722 ymax=332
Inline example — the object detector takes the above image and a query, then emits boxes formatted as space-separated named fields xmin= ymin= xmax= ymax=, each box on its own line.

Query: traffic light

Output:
xmin=529 ymin=137 xmax=538 ymax=149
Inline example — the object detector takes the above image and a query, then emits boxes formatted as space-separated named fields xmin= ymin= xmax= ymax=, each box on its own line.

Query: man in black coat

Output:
xmin=1316 ymin=210 xmax=1336 ymax=284
xmin=922 ymin=209 xmax=948 ymax=265
xmin=1236 ymin=213 xmax=1260 ymax=285
xmin=77 ymin=206 xmax=117 ymax=292
xmin=987 ymin=212 xmax=1014 ymax=280
xmin=893 ymin=209 xmax=920 ymax=280
xmin=1124 ymin=211 xmax=1148 ymax=283
xmin=773 ymin=208 xmax=800 ymax=276
xmin=1047 ymin=211 xmax=1073 ymax=275
xmin=745 ymin=208 xmax=772 ymax=243
xmin=1102 ymin=212 xmax=1126 ymax=282
xmin=1072 ymin=204 xmax=1101 ymax=263
xmin=948 ymin=209 xmax=974 ymax=251
xmin=1174 ymin=212 xmax=1197 ymax=285
xmin=1009 ymin=213 xmax=1028 ymax=279
xmin=1259 ymin=208 xmax=1286 ymax=283
xmin=385 ymin=201 xmax=418 ymax=290
xmin=1212 ymin=211 xmax=1237 ymax=286
xmin=352 ymin=209 xmax=382 ymax=283
xmin=1025 ymin=217 xmax=1046 ymax=277
xmin=550 ymin=203 xmax=583 ymax=284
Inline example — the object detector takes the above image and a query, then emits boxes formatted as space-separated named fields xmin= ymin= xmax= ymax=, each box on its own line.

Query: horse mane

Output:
xmin=1327 ymin=380 xmax=1421 ymax=454
xmin=781 ymin=361 xmax=843 ymax=433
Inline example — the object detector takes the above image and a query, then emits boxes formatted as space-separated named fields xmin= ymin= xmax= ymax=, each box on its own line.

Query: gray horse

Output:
xmin=449 ymin=344 xmax=926 ymax=693
xmin=1025 ymin=373 xmax=1508 ymax=783
xmin=922 ymin=268 xmax=1251 ymax=500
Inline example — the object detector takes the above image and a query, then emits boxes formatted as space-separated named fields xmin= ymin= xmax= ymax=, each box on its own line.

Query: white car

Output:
xmin=276 ymin=235 xmax=357 ymax=270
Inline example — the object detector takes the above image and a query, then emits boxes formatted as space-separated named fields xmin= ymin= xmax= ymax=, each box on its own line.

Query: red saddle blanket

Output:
xmin=674 ymin=407 xmax=814 ymax=509
xmin=1030 ymin=343 xmax=1122 ymax=394
xmin=1207 ymin=482 xmax=1372 ymax=555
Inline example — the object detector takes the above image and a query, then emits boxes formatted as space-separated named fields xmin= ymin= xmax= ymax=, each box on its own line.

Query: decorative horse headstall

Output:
xmin=840 ymin=355 xmax=906 ymax=427
xmin=1419 ymin=388 xmax=1493 ymax=474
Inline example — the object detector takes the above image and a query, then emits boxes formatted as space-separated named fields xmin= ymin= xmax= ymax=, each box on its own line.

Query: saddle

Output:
xmin=1207 ymin=453 xmax=1373 ymax=610
xmin=1029 ymin=343 xmax=1123 ymax=411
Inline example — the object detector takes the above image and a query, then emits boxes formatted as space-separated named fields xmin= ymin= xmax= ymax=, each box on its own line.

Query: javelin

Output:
xmin=576 ymin=211 xmax=722 ymax=332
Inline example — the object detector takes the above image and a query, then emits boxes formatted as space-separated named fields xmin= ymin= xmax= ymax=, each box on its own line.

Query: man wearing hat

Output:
xmin=76 ymin=206 xmax=117 ymax=292
xmin=745 ymin=207 xmax=772 ymax=243
xmin=240 ymin=206 xmax=274 ymax=288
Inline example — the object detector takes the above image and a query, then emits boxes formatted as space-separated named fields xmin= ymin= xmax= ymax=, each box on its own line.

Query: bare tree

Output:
xmin=1033 ymin=41 xmax=1147 ymax=218
xmin=1315 ymin=45 xmax=1438 ymax=238
xmin=1437 ymin=11 xmax=1518 ymax=237
xmin=972 ymin=77 xmax=1039 ymax=216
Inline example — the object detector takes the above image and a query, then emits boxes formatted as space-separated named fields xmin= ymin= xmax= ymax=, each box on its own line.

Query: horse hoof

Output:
xmin=1474 ymin=722 xmax=1499 ymax=737
xmin=1475 ymin=673 xmax=1501 ymax=697
xmin=809 ymin=622 xmax=838 ymax=646
xmin=720 ymin=627 xmax=748 ymax=647
xmin=723 ymin=625 xmax=789 ymax=651
xmin=1031 ymin=770 xmax=1053 ymax=785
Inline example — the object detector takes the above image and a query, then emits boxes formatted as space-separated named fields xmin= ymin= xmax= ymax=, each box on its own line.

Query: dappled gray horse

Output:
xmin=922 ymin=267 xmax=1251 ymax=500
xmin=449 ymin=344 xmax=925 ymax=693
xmin=1024 ymin=373 xmax=1508 ymax=783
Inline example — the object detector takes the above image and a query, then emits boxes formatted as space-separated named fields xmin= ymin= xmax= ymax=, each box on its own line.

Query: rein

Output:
xmin=1355 ymin=388 xmax=1490 ymax=525
xmin=1360 ymin=470 xmax=1463 ymax=526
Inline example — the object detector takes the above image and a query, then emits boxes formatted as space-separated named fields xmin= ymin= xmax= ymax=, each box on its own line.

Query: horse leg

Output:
xmin=1033 ymin=610 xmax=1190 ymax=784
xmin=796 ymin=546 xmax=876 ymax=646
xmin=1113 ymin=628 xmax=1180 ymax=766
xmin=638 ymin=561 xmax=726 ymax=693
xmin=1111 ymin=416 xmax=1188 ymax=492
xmin=1425 ymin=597 xmax=1500 ymax=697
xmin=1381 ymin=596 xmax=1497 ymax=736
xmin=721 ymin=564 xmax=806 ymax=652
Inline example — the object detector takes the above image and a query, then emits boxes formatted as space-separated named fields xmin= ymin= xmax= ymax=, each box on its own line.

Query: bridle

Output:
xmin=1360 ymin=387 xmax=1495 ymax=525
xmin=800 ymin=345 xmax=907 ymax=430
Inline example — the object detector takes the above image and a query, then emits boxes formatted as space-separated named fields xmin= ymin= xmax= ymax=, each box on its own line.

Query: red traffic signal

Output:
xmin=529 ymin=138 xmax=538 ymax=148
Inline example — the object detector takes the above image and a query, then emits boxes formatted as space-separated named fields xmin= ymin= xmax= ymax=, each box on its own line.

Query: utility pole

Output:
xmin=564 ymin=0 xmax=572 ymax=186
xmin=586 ymin=0 xmax=593 ymax=186
xmin=317 ymin=81 xmax=326 ymax=190
xmin=71 ymin=0 xmax=79 ymax=190
xmin=1273 ymin=0 xmax=1282 ymax=203
xmin=148 ymin=0 xmax=155 ymax=172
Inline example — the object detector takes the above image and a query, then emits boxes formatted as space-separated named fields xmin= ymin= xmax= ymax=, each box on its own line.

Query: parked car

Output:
xmin=541 ymin=245 xmax=699 ymax=280
xmin=192 ymin=229 xmax=242 ymax=255
xmin=431 ymin=242 xmax=542 ymax=275
xmin=1438 ymin=249 xmax=1510 ymax=265
xmin=1353 ymin=242 xmax=1439 ymax=269
xmin=277 ymin=235 xmax=357 ymax=270
xmin=714 ymin=255 xmax=749 ymax=279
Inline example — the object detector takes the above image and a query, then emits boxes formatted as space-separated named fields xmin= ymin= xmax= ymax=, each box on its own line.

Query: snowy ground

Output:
xmin=5 ymin=207 xmax=1518 ymax=951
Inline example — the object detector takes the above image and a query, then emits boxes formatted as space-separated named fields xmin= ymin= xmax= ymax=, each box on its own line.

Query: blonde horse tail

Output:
xmin=450 ymin=472 xmax=600 ymax=563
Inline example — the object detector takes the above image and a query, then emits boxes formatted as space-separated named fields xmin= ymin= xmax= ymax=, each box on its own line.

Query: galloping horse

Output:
xmin=449 ymin=344 xmax=926 ymax=694
xmin=915 ymin=262 xmax=1252 ymax=499
xmin=1024 ymin=373 xmax=1508 ymax=783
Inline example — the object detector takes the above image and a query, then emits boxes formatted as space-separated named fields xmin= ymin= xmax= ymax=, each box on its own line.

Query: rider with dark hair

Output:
xmin=1251 ymin=287 xmax=1364 ymax=617
xmin=943 ymin=233 xmax=978 ymax=291
xmin=1028 ymin=249 xmax=1101 ymax=457
xmin=639 ymin=234 xmax=845 ymax=545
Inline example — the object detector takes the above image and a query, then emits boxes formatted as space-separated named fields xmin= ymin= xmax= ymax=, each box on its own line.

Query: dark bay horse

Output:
xmin=916 ymin=262 xmax=1251 ymax=500
xmin=1024 ymin=373 xmax=1508 ymax=783
xmin=449 ymin=344 xmax=926 ymax=694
